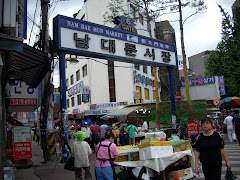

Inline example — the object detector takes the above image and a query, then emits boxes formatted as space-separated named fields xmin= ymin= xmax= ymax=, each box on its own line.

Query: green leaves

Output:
xmin=205 ymin=6 xmax=240 ymax=97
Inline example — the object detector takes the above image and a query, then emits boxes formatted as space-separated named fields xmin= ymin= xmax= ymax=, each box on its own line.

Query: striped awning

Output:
xmin=7 ymin=43 xmax=49 ymax=88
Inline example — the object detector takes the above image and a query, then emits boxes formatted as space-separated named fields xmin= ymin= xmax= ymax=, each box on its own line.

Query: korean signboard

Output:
xmin=14 ymin=142 xmax=32 ymax=160
xmin=53 ymin=15 xmax=176 ymax=67
xmin=13 ymin=126 xmax=31 ymax=143
xmin=90 ymin=101 xmax=128 ymax=110
xmin=10 ymin=80 xmax=38 ymax=106
xmin=218 ymin=75 xmax=226 ymax=96
xmin=180 ymin=76 xmax=215 ymax=87
xmin=187 ymin=121 xmax=199 ymax=141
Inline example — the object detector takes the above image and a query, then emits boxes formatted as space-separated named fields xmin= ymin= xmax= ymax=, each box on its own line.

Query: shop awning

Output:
xmin=102 ymin=105 xmax=141 ymax=119
xmin=6 ymin=43 xmax=49 ymax=88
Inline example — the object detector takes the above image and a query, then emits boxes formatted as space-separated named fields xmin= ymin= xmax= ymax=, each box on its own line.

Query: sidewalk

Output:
xmin=15 ymin=140 xmax=96 ymax=180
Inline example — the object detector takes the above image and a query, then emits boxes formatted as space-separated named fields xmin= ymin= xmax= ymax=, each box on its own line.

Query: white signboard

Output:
xmin=10 ymin=80 xmax=38 ymax=106
xmin=53 ymin=15 xmax=177 ymax=67
xmin=13 ymin=126 xmax=31 ymax=143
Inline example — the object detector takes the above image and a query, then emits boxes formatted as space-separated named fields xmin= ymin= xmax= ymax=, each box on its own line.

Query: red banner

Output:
xmin=13 ymin=142 xmax=32 ymax=160
xmin=187 ymin=121 xmax=199 ymax=141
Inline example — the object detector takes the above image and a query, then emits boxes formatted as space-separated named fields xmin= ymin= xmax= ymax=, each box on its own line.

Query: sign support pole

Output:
xmin=168 ymin=66 xmax=177 ymax=134
xmin=59 ymin=51 xmax=69 ymax=162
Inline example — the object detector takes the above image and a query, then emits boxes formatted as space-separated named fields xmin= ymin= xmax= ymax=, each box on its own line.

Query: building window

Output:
xmin=139 ymin=13 xmax=144 ymax=25
xmin=151 ymin=66 xmax=154 ymax=76
xmin=143 ymin=65 xmax=148 ymax=74
xmin=66 ymin=78 xmax=69 ymax=88
xmin=136 ymin=86 xmax=142 ymax=99
xmin=153 ymin=90 xmax=156 ymax=100
xmin=70 ymin=75 xmax=74 ymax=85
xmin=71 ymin=97 xmax=75 ymax=107
xmin=77 ymin=95 xmax=81 ymax=105
xmin=76 ymin=70 xmax=80 ymax=81
xmin=134 ymin=64 xmax=140 ymax=70
xmin=67 ymin=99 xmax=69 ymax=108
xmin=145 ymin=88 xmax=149 ymax=100
xmin=82 ymin=64 xmax=87 ymax=77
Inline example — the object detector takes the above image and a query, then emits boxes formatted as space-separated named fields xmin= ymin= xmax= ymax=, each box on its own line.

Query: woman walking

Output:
xmin=195 ymin=117 xmax=231 ymax=180
xmin=95 ymin=133 xmax=120 ymax=180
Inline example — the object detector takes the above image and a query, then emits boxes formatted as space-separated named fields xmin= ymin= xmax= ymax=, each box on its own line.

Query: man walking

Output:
xmin=233 ymin=110 xmax=240 ymax=145
xmin=141 ymin=119 xmax=148 ymax=132
xmin=81 ymin=122 xmax=92 ymax=147
xmin=119 ymin=121 xmax=127 ymax=146
xmin=224 ymin=112 xmax=236 ymax=143
xmin=100 ymin=122 xmax=108 ymax=141
xmin=90 ymin=121 xmax=101 ymax=151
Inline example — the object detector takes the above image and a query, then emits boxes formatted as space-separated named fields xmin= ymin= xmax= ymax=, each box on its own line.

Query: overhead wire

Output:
xmin=29 ymin=0 xmax=39 ymax=45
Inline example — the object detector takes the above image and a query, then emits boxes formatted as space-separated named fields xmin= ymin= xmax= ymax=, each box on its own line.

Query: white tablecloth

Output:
xmin=115 ymin=150 xmax=193 ymax=173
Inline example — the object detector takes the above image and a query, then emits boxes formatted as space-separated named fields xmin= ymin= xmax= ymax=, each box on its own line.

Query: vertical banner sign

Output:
xmin=187 ymin=121 xmax=199 ymax=141
xmin=13 ymin=126 xmax=32 ymax=160
xmin=218 ymin=75 xmax=226 ymax=96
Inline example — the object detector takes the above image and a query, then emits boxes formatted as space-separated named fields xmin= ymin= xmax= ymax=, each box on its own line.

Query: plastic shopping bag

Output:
xmin=225 ymin=170 xmax=236 ymax=180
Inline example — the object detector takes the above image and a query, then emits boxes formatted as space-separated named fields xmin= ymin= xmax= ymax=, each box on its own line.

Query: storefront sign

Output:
xmin=10 ymin=80 xmax=38 ymax=105
xmin=13 ymin=126 xmax=31 ymax=143
xmin=14 ymin=142 xmax=32 ymax=160
xmin=187 ymin=121 xmax=199 ymax=141
xmin=68 ymin=81 xmax=84 ymax=97
xmin=114 ymin=16 xmax=138 ymax=34
xmin=53 ymin=15 xmax=176 ymax=67
xmin=180 ymin=76 xmax=215 ymax=87
xmin=134 ymin=99 xmax=142 ymax=104
xmin=218 ymin=75 xmax=226 ymax=96
xmin=90 ymin=101 xmax=128 ymax=110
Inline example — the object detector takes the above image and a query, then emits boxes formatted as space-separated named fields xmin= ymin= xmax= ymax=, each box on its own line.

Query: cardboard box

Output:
xmin=115 ymin=154 xmax=128 ymax=162
xmin=172 ymin=140 xmax=192 ymax=152
xmin=139 ymin=141 xmax=173 ymax=160
xmin=166 ymin=168 xmax=193 ymax=180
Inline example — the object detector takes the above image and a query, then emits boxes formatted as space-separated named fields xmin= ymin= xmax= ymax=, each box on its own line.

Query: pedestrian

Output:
xmin=126 ymin=122 xmax=137 ymax=145
xmin=36 ymin=126 xmax=40 ymax=145
xmin=73 ymin=131 xmax=92 ymax=180
xmin=141 ymin=119 xmax=148 ymax=132
xmin=81 ymin=122 xmax=92 ymax=147
xmin=105 ymin=122 xmax=113 ymax=135
xmin=95 ymin=132 xmax=120 ymax=180
xmin=195 ymin=117 xmax=231 ymax=180
xmin=100 ymin=122 xmax=108 ymax=141
xmin=119 ymin=121 xmax=128 ymax=146
xmin=233 ymin=110 xmax=240 ymax=145
xmin=90 ymin=121 xmax=101 ymax=151
xmin=223 ymin=111 xmax=237 ymax=143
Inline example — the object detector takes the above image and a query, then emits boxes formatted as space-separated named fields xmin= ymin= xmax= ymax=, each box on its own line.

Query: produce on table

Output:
xmin=117 ymin=145 xmax=138 ymax=151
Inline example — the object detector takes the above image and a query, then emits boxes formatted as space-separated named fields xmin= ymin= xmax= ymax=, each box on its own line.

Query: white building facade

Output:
xmin=65 ymin=0 xmax=173 ymax=116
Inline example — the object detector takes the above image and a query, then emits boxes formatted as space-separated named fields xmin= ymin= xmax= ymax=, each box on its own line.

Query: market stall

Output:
xmin=114 ymin=133 xmax=195 ymax=180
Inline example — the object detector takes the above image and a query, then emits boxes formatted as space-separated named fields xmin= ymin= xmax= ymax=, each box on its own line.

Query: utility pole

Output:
xmin=39 ymin=0 xmax=51 ymax=162
xmin=178 ymin=0 xmax=192 ymax=107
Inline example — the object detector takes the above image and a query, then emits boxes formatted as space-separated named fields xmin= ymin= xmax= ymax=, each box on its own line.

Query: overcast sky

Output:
xmin=26 ymin=0 xmax=236 ymax=86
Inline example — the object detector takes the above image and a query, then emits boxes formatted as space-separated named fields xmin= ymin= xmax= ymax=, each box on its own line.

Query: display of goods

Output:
xmin=115 ymin=154 xmax=128 ymax=162
xmin=117 ymin=145 xmax=138 ymax=151
xmin=172 ymin=140 xmax=192 ymax=152
xmin=148 ymin=137 xmax=160 ymax=142
xmin=166 ymin=168 xmax=193 ymax=180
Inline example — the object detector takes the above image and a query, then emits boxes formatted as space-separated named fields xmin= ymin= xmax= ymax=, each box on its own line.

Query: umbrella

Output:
xmin=216 ymin=97 xmax=240 ymax=109
xmin=101 ymin=106 xmax=125 ymax=119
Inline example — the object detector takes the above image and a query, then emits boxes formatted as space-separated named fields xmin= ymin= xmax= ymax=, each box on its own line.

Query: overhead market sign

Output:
xmin=53 ymin=15 xmax=177 ymax=67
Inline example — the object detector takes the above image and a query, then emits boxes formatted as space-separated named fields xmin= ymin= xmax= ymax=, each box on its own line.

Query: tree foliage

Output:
xmin=205 ymin=6 xmax=240 ymax=97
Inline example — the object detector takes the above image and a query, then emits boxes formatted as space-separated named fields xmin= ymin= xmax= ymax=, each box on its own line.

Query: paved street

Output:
xmin=15 ymin=138 xmax=240 ymax=180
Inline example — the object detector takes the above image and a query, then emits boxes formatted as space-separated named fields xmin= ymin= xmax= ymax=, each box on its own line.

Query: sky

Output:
xmin=26 ymin=0 xmax=236 ymax=86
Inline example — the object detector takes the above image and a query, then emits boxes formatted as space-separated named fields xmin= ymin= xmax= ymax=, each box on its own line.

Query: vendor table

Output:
xmin=115 ymin=150 xmax=193 ymax=173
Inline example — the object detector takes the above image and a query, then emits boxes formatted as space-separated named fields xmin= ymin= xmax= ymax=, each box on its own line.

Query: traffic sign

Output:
xmin=176 ymin=92 xmax=182 ymax=102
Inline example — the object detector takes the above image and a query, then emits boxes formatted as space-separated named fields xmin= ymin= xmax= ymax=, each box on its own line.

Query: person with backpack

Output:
xmin=95 ymin=133 xmax=120 ymax=180
xmin=126 ymin=121 xmax=137 ymax=145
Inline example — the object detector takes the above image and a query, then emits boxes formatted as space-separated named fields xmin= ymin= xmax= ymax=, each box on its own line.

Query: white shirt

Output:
xmin=142 ymin=121 xmax=148 ymax=131
xmin=73 ymin=141 xmax=92 ymax=168
xmin=224 ymin=116 xmax=233 ymax=129
xmin=81 ymin=127 xmax=91 ymax=138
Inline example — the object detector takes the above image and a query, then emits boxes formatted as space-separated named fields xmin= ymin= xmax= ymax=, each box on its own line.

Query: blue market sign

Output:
xmin=180 ymin=76 xmax=216 ymax=87
xmin=114 ymin=16 xmax=138 ymax=35
xmin=53 ymin=15 xmax=177 ymax=67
